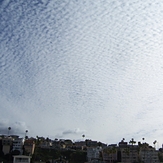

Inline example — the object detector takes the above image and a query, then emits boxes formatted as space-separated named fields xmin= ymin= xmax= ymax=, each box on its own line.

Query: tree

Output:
xmin=0 ymin=150 xmax=4 ymax=158
xmin=129 ymin=138 xmax=136 ymax=145
xmin=153 ymin=140 xmax=157 ymax=149
xmin=25 ymin=130 xmax=28 ymax=139
xmin=46 ymin=137 xmax=50 ymax=142
xmin=142 ymin=138 xmax=145 ymax=144
xmin=11 ymin=150 xmax=20 ymax=155
xmin=4 ymin=153 xmax=12 ymax=162
xmin=98 ymin=142 xmax=102 ymax=147
xmin=82 ymin=134 xmax=85 ymax=140
xmin=70 ymin=151 xmax=87 ymax=163
xmin=8 ymin=127 xmax=11 ymax=136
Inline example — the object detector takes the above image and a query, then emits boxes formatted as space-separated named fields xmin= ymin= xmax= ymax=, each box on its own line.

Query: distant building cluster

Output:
xmin=86 ymin=139 xmax=161 ymax=163
xmin=0 ymin=135 xmax=35 ymax=156
xmin=1 ymin=133 xmax=163 ymax=163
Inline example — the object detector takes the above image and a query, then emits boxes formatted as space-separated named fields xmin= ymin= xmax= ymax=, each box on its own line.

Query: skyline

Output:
xmin=0 ymin=127 xmax=158 ymax=148
xmin=1 ymin=0 xmax=163 ymax=147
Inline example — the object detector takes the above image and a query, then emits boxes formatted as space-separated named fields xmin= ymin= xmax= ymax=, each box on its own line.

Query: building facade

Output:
xmin=12 ymin=138 xmax=24 ymax=154
xmin=24 ymin=139 xmax=35 ymax=155
xmin=13 ymin=155 xmax=31 ymax=163
xmin=2 ymin=137 xmax=13 ymax=155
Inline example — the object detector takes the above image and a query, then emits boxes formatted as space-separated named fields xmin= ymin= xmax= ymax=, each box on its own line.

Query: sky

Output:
xmin=1 ymin=0 xmax=163 ymax=147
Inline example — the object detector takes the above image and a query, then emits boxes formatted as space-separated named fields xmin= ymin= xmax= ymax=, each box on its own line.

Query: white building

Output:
xmin=13 ymin=155 xmax=31 ymax=163
xmin=12 ymin=138 xmax=24 ymax=154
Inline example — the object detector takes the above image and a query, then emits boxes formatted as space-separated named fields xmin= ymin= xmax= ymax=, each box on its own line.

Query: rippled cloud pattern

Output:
xmin=1 ymin=0 xmax=163 ymax=144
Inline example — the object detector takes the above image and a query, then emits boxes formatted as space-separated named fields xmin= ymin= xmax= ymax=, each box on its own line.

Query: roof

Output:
xmin=13 ymin=155 xmax=31 ymax=158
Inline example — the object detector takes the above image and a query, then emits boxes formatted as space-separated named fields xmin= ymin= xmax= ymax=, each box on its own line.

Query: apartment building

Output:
xmin=24 ymin=139 xmax=35 ymax=155
xmin=2 ymin=137 xmax=13 ymax=155
xmin=86 ymin=140 xmax=98 ymax=147
xmin=74 ymin=141 xmax=86 ymax=150
xmin=117 ymin=141 xmax=159 ymax=163
xmin=139 ymin=147 xmax=159 ymax=163
xmin=85 ymin=140 xmax=159 ymax=163
xmin=87 ymin=146 xmax=102 ymax=162
xmin=51 ymin=140 xmax=61 ymax=149
xmin=12 ymin=138 xmax=24 ymax=154
xmin=102 ymin=145 xmax=117 ymax=163
xmin=120 ymin=145 xmax=139 ymax=163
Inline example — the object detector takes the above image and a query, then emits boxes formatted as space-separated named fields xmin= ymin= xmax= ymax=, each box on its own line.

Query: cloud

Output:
xmin=54 ymin=128 xmax=86 ymax=140
xmin=0 ymin=120 xmax=29 ymax=136
xmin=62 ymin=128 xmax=85 ymax=135
xmin=1 ymin=0 xmax=163 ymax=146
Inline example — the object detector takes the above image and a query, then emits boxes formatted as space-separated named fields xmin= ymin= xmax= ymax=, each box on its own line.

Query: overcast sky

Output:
xmin=1 ymin=0 xmax=163 ymax=147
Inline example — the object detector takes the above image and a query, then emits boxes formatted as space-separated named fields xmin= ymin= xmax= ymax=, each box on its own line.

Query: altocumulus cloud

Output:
xmin=0 ymin=0 xmax=163 ymax=146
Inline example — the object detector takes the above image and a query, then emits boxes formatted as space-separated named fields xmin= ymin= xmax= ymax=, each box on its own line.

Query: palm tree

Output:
xmin=25 ymin=130 xmax=28 ymax=139
xmin=129 ymin=138 xmax=136 ymax=145
xmin=142 ymin=138 xmax=145 ymax=143
xmin=82 ymin=134 xmax=85 ymax=140
xmin=153 ymin=140 xmax=157 ymax=149
xmin=8 ymin=127 xmax=11 ymax=136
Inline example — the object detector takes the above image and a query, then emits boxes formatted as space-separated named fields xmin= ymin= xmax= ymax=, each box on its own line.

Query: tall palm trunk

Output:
xmin=8 ymin=127 xmax=11 ymax=136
